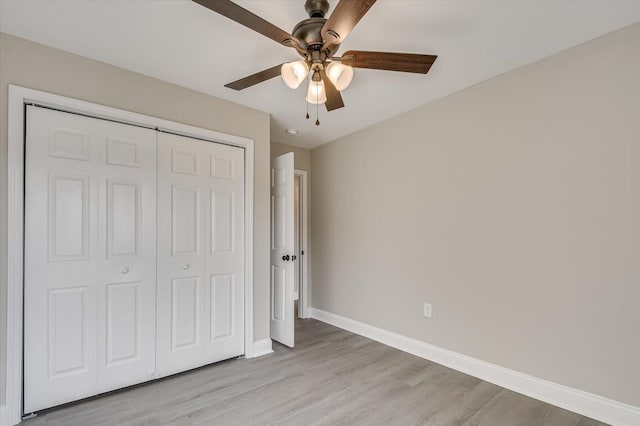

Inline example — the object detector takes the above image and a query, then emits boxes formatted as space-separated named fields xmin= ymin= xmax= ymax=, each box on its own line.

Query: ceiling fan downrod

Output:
xmin=305 ymin=0 xmax=330 ymax=18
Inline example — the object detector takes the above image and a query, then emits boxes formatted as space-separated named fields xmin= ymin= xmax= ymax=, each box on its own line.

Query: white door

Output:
xmin=96 ymin=119 xmax=157 ymax=394
xmin=24 ymin=106 xmax=157 ymax=412
xmin=270 ymin=153 xmax=295 ymax=347
xmin=156 ymin=132 xmax=245 ymax=375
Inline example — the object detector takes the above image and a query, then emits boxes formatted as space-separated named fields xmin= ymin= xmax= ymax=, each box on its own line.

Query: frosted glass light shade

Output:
xmin=281 ymin=60 xmax=309 ymax=89
xmin=326 ymin=63 xmax=354 ymax=91
xmin=306 ymin=80 xmax=327 ymax=104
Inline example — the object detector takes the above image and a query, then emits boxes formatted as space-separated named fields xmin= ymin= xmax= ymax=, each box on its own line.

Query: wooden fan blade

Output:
xmin=342 ymin=50 xmax=437 ymax=74
xmin=321 ymin=0 xmax=377 ymax=47
xmin=225 ymin=64 xmax=283 ymax=90
xmin=321 ymin=70 xmax=345 ymax=111
xmin=193 ymin=0 xmax=302 ymax=50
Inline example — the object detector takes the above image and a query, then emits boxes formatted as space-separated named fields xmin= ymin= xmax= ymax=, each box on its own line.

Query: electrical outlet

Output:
xmin=423 ymin=303 xmax=432 ymax=319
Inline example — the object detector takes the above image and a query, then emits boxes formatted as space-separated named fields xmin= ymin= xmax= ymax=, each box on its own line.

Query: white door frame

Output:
xmin=5 ymin=85 xmax=256 ymax=425
xmin=294 ymin=169 xmax=310 ymax=319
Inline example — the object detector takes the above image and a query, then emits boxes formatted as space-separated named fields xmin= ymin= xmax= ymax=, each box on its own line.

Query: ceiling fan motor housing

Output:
xmin=292 ymin=18 xmax=326 ymax=49
xmin=295 ymin=0 xmax=340 ymax=58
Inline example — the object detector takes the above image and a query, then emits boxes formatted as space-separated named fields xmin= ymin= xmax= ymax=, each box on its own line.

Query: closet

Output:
xmin=23 ymin=106 xmax=245 ymax=413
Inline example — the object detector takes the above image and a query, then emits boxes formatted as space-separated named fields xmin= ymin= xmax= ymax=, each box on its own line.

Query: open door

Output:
xmin=270 ymin=153 xmax=295 ymax=347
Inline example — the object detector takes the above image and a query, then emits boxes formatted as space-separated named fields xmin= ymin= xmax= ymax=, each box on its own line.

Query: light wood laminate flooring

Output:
xmin=24 ymin=317 xmax=606 ymax=425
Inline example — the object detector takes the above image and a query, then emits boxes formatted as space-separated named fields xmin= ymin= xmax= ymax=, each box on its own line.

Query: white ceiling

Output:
xmin=2 ymin=1 xmax=640 ymax=149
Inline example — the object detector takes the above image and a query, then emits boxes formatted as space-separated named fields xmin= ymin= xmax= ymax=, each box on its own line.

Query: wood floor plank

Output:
xmin=24 ymin=317 xmax=607 ymax=426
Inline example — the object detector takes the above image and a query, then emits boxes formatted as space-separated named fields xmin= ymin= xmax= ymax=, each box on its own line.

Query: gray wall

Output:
xmin=0 ymin=33 xmax=271 ymax=407
xmin=310 ymin=23 xmax=640 ymax=406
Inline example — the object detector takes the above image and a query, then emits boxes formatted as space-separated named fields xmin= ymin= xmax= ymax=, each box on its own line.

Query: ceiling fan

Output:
xmin=193 ymin=0 xmax=437 ymax=124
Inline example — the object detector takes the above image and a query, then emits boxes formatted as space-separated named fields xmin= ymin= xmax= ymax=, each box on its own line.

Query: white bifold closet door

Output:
xmin=24 ymin=107 xmax=245 ymax=413
xmin=24 ymin=106 xmax=158 ymax=412
xmin=156 ymin=132 xmax=245 ymax=375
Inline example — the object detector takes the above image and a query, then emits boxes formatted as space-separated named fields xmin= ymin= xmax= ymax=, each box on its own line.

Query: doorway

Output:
xmin=269 ymin=154 xmax=309 ymax=348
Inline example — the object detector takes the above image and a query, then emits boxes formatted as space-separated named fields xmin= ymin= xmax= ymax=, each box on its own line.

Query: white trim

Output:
xmin=294 ymin=169 xmax=310 ymax=319
xmin=243 ymin=137 xmax=256 ymax=359
xmin=6 ymin=86 xmax=26 ymax=426
xmin=6 ymin=85 xmax=257 ymax=423
xmin=309 ymin=308 xmax=640 ymax=426
xmin=249 ymin=339 xmax=274 ymax=358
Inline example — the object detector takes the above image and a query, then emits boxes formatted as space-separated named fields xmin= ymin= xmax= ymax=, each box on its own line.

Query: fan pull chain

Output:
xmin=315 ymin=82 xmax=320 ymax=126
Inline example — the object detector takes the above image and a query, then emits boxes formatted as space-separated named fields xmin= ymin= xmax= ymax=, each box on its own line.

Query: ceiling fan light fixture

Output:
xmin=281 ymin=60 xmax=310 ymax=89
xmin=326 ymin=62 xmax=354 ymax=91
xmin=306 ymin=80 xmax=327 ymax=104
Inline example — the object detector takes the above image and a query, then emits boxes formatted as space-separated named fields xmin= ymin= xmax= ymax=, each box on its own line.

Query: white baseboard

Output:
xmin=310 ymin=308 xmax=640 ymax=426
xmin=248 ymin=338 xmax=273 ymax=358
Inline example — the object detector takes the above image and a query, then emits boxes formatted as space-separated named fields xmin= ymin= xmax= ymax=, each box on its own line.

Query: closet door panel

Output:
xmin=24 ymin=107 xmax=100 ymax=413
xmin=96 ymin=120 xmax=157 ymax=393
xmin=205 ymin=143 xmax=244 ymax=360
xmin=157 ymin=133 xmax=244 ymax=375
xmin=157 ymin=135 xmax=207 ymax=374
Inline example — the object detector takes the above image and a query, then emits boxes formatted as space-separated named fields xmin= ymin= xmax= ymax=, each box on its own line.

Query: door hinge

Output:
xmin=301 ymin=251 xmax=304 ymax=255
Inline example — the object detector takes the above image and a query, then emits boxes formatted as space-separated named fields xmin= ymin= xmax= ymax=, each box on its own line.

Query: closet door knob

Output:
xmin=183 ymin=264 xmax=190 ymax=270
xmin=282 ymin=255 xmax=290 ymax=261
xmin=121 ymin=267 xmax=130 ymax=274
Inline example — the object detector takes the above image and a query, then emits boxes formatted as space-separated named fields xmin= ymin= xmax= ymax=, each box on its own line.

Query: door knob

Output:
xmin=183 ymin=263 xmax=190 ymax=270
xmin=121 ymin=267 xmax=130 ymax=274
xmin=292 ymin=255 xmax=297 ymax=261
xmin=282 ymin=255 xmax=290 ymax=261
